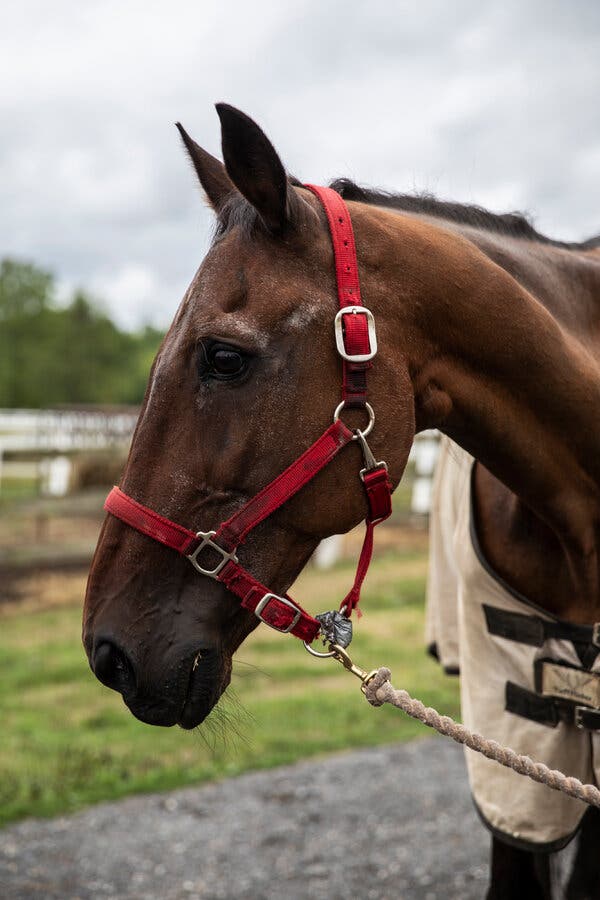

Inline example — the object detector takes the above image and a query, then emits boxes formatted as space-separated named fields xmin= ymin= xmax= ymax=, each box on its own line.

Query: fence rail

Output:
xmin=0 ymin=410 xmax=441 ymax=515
xmin=0 ymin=408 xmax=139 ymax=496
xmin=0 ymin=408 xmax=138 ymax=454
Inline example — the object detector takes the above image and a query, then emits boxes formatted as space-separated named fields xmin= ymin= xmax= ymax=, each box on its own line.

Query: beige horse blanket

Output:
xmin=425 ymin=436 xmax=600 ymax=848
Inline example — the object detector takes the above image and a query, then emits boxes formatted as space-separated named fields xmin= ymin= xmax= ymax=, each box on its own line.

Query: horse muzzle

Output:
xmin=89 ymin=637 xmax=229 ymax=728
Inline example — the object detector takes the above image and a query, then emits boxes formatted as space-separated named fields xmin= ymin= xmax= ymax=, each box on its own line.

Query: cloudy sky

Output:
xmin=3 ymin=1 xmax=599 ymax=329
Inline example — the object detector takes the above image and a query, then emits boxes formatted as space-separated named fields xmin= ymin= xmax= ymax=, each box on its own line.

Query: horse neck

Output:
xmin=431 ymin=218 xmax=600 ymax=339
xmin=363 ymin=207 xmax=600 ymax=559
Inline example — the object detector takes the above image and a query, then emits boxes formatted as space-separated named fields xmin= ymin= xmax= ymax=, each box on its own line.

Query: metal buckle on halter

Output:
xmin=186 ymin=531 xmax=238 ymax=578
xmin=334 ymin=306 xmax=377 ymax=363
xmin=254 ymin=593 xmax=302 ymax=633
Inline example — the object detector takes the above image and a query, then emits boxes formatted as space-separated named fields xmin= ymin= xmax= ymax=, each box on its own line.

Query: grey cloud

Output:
xmin=1 ymin=0 xmax=598 ymax=329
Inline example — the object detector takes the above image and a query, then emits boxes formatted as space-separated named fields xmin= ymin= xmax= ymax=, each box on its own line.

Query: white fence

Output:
xmin=0 ymin=408 xmax=138 ymax=496
xmin=0 ymin=410 xmax=441 ymax=512
xmin=408 ymin=429 xmax=439 ymax=514
xmin=0 ymin=409 xmax=138 ymax=453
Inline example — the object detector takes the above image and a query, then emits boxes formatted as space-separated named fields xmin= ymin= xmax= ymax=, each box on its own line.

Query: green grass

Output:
xmin=0 ymin=477 xmax=39 ymax=507
xmin=0 ymin=550 xmax=459 ymax=827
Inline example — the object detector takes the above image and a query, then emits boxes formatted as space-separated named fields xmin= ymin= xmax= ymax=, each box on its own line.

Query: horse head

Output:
xmin=83 ymin=105 xmax=415 ymax=729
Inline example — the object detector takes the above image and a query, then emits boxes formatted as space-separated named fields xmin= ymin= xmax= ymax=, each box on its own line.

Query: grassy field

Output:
xmin=0 ymin=546 xmax=460 ymax=828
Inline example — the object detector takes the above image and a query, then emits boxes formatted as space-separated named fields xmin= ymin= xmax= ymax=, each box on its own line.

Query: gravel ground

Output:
xmin=0 ymin=738 xmax=490 ymax=900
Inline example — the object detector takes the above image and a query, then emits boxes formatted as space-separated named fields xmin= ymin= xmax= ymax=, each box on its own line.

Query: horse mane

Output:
xmin=215 ymin=177 xmax=600 ymax=251
xmin=329 ymin=178 xmax=600 ymax=252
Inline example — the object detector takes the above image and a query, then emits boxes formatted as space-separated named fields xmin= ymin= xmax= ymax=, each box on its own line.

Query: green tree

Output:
xmin=0 ymin=258 xmax=164 ymax=408
xmin=0 ymin=259 xmax=55 ymax=406
xmin=0 ymin=258 xmax=53 ymax=319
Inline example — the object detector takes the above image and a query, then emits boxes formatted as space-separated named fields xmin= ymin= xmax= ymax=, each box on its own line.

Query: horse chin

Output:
xmin=119 ymin=647 xmax=231 ymax=730
xmin=177 ymin=693 xmax=219 ymax=730
xmin=124 ymin=698 xmax=181 ymax=728
xmin=177 ymin=649 xmax=232 ymax=730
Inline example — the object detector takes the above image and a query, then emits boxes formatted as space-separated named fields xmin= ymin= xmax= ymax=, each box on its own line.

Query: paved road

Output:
xmin=0 ymin=739 xmax=490 ymax=900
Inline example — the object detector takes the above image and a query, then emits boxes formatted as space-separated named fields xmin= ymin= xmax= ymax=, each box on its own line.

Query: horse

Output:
xmin=83 ymin=104 xmax=600 ymax=899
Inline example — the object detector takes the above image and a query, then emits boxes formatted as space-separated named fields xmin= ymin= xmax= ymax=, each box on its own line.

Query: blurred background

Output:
xmin=1 ymin=0 xmax=598 ymax=833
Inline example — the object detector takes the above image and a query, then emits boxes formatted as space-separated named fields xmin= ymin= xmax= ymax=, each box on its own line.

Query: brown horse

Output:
xmin=83 ymin=104 xmax=600 ymax=899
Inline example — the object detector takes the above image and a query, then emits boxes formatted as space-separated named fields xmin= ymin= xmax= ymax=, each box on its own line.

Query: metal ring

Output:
xmin=333 ymin=401 xmax=375 ymax=438
xmin=303 ymin=640 xmax=337 ymax=658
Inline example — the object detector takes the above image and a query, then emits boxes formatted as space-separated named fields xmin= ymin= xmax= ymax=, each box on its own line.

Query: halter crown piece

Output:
xmin=104 ymin=186 xmax=393 ymax=645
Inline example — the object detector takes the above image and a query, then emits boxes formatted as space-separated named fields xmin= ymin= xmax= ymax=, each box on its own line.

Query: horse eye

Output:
xmin=198 ymin=342 xmax=249 ymax=381
xmin=212 ymin=348 xmax=244 ymax=375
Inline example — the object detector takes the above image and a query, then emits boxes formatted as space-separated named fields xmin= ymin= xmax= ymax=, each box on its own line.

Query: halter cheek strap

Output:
xmin=305 ymin=184 xmax=375 ymax=407
xmin=104 ymin=185 xmax=392 ymax=643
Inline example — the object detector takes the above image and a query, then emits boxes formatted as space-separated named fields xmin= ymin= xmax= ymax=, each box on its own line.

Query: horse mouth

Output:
xmin=178 ymin=648 xmax=229 ymax=730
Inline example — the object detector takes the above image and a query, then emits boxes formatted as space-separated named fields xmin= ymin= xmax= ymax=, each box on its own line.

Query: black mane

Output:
xmin=330 ymin=179 xmax=600 ymax=251
xmin=215 ymin=178 xmax=600 ymax=251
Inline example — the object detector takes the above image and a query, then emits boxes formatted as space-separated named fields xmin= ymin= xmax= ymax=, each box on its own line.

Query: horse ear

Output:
xmin=215 ymin=103 xmax=290 ymax=233
xmin=175 ymin=122 xmax=236 ymax=212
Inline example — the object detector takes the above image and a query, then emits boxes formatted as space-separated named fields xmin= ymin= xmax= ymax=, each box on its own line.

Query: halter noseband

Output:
xmin=104 ymin=185 xmax=393 ymax=645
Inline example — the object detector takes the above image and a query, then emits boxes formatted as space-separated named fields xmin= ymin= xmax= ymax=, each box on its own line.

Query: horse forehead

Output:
xmin=187 ymin=299 xmax=322 ymax=350
xmin=186 ymin=257 xmax=324 ymax=339
xmin=280 ymin=300 xmax=322 ymax=331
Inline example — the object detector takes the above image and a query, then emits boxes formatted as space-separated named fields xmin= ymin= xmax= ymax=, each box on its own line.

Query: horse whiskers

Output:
xmin=232 ymin=658 xmax=271 ymax=677
xmin=194 ymin=688 xmax=253 ymax=754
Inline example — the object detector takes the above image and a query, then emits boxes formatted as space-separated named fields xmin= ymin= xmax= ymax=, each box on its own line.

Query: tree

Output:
xmin=0 ymin=258 xmax=164 ymax=408
xmin=0 ymin=258 xmax=53 ymax=320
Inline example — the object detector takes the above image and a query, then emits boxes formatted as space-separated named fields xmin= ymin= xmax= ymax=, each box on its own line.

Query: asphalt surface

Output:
xmin=0 ymin=739 xmax=490 ymax=900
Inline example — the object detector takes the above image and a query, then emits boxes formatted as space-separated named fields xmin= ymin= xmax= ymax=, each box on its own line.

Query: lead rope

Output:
xmin=314 ymin=645 xmax=600 ymax=807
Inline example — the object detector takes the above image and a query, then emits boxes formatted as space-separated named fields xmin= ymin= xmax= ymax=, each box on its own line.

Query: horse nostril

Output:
xmin=92 ymin=641 xmax=135 ymax=694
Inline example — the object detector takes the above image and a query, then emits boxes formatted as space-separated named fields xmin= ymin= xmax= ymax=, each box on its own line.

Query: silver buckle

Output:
xmin=575 ymin=706 xmax=589 ymax=730
xmin=334 ymin=306 xmax=377 ymax=362
xmin=255 ymin=593 xmax=302 ymax=633
xmin=186 ymin=531 xmax=238 ymax=578
xmin=575 ymin=705 xmax=600 ymax=731
xmin=573 ymin=706 xmax=600 ymax=733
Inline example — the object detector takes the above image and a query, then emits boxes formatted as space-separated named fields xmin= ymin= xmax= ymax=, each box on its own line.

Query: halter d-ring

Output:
xmin=333 ymin=401 xmax=375 ymax=438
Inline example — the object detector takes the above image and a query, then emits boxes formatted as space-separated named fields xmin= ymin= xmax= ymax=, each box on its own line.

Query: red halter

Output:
xmin=104 ymin=185 xmax=392 ymax=644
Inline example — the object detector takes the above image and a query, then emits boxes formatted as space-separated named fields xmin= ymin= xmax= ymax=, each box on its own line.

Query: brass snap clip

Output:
xmin=329 ymin=643 xmax=379 ymax=693
xmin=304 ymin=639 xmax=378 ymax=693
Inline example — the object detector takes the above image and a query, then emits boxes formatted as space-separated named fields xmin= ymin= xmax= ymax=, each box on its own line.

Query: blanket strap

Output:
xmin=483 ymin=604 xmax=600 ymax=649
xmin=506 ymin=681 xmax=600 ymax=731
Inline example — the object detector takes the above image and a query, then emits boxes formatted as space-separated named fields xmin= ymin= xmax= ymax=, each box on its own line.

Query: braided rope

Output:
xmin=364 ymin=668 xmax=600 ymax=808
